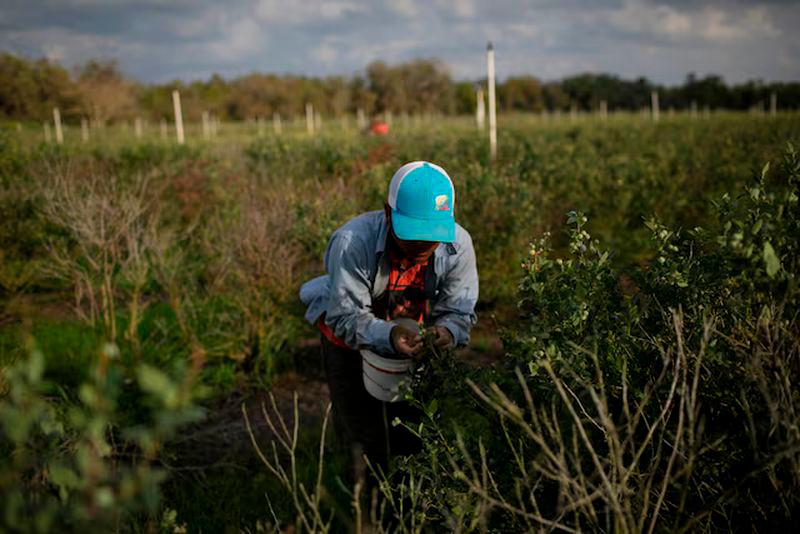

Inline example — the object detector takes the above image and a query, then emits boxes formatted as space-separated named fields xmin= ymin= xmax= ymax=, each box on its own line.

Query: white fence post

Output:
xmin=306 ymin=103 xmax=314 ymax=135
xmin=172 ymin=90 xmax=185 ymax=144
xmin=81 ymin=117 xmax=89 ymax=143
xmin=476 ymin=86 xmax=485 ymax=130
xmin=53 ymin=108 xmax=63 ymax=144
xmin=486 ymin=42 xmax=497 ymax=160
xmin=202 ymin=111 xmax=210 ymax=140
xmin=651 ymin=91 xmax=660 ymax=122
xmin=357 ymin=108 xmax=366 ymax=129
xmin=273 ymin=112 xmax=282 ymax=134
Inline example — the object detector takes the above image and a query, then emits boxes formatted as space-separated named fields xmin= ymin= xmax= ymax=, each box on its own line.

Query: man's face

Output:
xmin=385 ymin=203 xmax=440 ymax=263
xmin=393 ymin=233 xmax=439 ymax=263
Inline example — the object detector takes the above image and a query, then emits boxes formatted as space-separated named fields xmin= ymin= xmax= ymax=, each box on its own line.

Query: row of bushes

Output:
xmin=0 ymin=117 xmax=798 ymax=530
xmin=245 ymin=144 xmax=799 ymax=531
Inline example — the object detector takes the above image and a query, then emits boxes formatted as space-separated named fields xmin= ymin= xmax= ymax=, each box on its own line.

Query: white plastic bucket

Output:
xmin=361 ymin=318 xmax=418 ymax=402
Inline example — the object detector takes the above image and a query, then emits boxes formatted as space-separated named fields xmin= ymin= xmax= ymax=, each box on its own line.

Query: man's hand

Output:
xmin=425 ymin=326 xmax=454 ymax=350
xmin=391 ymin=326 xmax=423 ymax=357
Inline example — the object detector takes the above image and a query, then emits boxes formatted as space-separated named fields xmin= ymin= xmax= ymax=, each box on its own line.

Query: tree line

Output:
xmin=1 ymin=52 xmax=798 ymax=123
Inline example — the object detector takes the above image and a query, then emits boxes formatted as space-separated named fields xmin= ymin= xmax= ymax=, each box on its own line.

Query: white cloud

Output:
xmin=312 ymin=38 xmax=339 ymax=65
xmin=208 ymin=17 xmax=263 ymax=59
xmin=254 ymin=0 xmax=363 ymax=24
xmin=388 ymin=0 xmax=418 ymax=18
xmin=609 ymin=1 xmax=692 ymax=39
xmin=452 ymin=0 xmax=475 ymax=19
xmin=698 ymin=6 xmax=781 ymax=43
xmin=0 ymin=0 xmax=796 ymax=84
xmin=42 ymin=43 xmax=66 ymax=62
xmin=0 ymin=27 xmax=137 ymax=65
xmin=608 ymin=0 xmax=782 ymax=44
xmin=507 ymin=23 xmax=539 ymax=39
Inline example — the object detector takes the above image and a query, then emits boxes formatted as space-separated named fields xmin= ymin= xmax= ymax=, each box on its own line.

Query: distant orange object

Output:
xmin=370 ymin=121 xmax=389 ymax=136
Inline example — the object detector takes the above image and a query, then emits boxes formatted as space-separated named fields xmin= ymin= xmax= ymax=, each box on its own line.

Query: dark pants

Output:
xmin=321 ymin=335 xmax=422 ymax=474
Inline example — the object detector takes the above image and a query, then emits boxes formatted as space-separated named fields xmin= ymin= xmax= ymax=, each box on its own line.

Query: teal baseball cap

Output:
xmin=387 ymin=161 xmax=456 ymax=243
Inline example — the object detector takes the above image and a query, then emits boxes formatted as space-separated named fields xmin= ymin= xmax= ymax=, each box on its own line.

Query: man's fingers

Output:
xmin=393 ymin=327 xmax=423 ymax=357
xmin=433 ymin=327 xmax=454 ymax=348
xmin=403 ymin=336 xmax=422 ymax=353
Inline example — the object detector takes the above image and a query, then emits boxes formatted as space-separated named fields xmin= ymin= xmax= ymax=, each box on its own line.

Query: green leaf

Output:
xmin=27 ymin=349 xmax=44 ymax=384
xmin=426 ymin=399 xmax=439 ymax=417
xmin=763 ymin=242 xmax=781 ymax=277
xmin=48 ymin=464 xmax=81 ymax=495
xmin=137 ymin=365 xmax=173 ymax=397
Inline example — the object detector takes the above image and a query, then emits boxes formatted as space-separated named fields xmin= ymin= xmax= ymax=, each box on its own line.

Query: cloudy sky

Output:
xmin=1 ymin=0 xmax=798 ymax=84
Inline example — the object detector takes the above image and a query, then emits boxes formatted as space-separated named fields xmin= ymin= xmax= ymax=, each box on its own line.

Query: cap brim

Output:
xmin=391 ymin=210 xmax=455 ymax=243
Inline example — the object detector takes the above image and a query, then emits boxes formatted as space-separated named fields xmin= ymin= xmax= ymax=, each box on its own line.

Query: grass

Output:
xmin=1 ymin=112 xmax=799 ymax=530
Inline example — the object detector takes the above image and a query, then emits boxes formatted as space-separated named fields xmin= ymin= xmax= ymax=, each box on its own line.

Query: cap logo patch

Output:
xmin=435 ymin=194 xmax=450 ymax=211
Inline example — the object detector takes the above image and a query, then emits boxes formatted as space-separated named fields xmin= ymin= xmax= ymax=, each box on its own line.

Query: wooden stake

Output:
xmin=476 ymin=87 xmax=485 ymax=130
xmin=273 ymin=113 xmax=282 ymax=135
xmin=306 ymin=103 xmax=314 ymax=135
xmin=202 ymin=111 xmax=210 ymax=140
xmin=357 ymin=108 xmax=366 ymax=129
xmin=53 ymin=108 xmax=63 ymax=144
xmin=172 ymin=90 xmax=185 ymax=144
xmin=135 ymin=117 xmax=143 ymax=139
xmin=651 ymin=91 xmax=660 ymax=122
xmin=486 ymin=42 xmax=497 ymax=160
xmin=81 ymin=117 xmax=89 ymax=143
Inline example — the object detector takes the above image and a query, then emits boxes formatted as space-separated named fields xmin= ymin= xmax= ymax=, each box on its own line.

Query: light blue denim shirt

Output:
xmin=299 ymin=210 xmax=479 ymax=353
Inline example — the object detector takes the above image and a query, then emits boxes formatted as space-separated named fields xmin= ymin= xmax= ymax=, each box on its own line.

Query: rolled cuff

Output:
xmin=358 ymin=319 xmax=395 ymax=354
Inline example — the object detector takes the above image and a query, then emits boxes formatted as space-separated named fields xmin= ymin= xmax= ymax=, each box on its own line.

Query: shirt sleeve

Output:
xmin=322 ymin=231 xmax=395 ymax=353
xmin=431 ymin=232 xmax=479 ymax=347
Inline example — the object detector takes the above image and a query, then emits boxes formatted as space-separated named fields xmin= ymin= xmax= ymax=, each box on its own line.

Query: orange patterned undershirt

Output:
xmin=319 ymin=250 xmax=430 ymax=349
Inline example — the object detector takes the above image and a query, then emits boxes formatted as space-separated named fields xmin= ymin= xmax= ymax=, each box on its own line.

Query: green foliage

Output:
xmin=0 ymin=340 xmax=204 ymax=532
xmin=384 ymin=143 xmax=800 ymax=531
xmin=2 ymin=113 xmax=800 ymax=530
